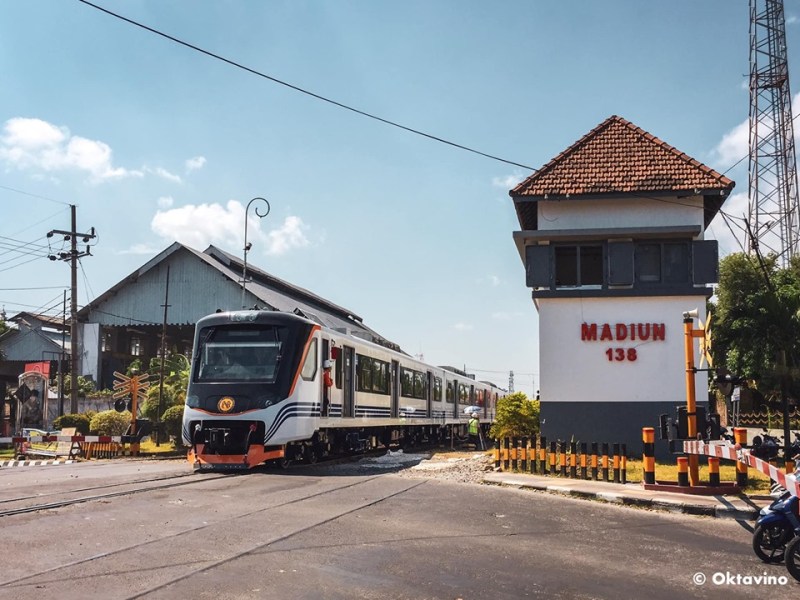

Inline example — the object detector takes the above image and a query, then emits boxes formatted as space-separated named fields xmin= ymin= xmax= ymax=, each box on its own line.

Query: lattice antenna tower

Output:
xmin=508 ymin=370 xmax=514 ymax=393
xmin=747 ymin=0 xmax=800 ymax=266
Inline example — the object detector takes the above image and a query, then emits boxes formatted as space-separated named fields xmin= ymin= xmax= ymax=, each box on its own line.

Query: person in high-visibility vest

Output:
xmin=468 ymin=412 xmax=481 ymax=450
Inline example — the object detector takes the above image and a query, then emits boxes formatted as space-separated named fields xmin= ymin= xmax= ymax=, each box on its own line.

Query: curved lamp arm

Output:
xmin=241 ymin=197 xmax=271 ymax=309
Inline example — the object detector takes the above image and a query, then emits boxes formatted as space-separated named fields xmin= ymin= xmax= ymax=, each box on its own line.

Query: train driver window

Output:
xmin=301 ymin=339 xmax=318 ymax=381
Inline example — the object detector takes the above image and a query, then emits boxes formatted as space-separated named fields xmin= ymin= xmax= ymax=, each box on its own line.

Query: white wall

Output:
xmin=538 ymin=296 xmax=707 ymax=404
xmin=537 ymin=195 xmax=704 ymax=234
xmin=81 ymin=323 xmax=100 ymax=383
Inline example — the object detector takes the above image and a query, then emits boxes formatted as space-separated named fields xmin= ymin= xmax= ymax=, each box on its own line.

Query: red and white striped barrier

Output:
xmin=0 ymin=435 xmax=123 ymax=444
xmin=683 ymin=440 xmax=800 ymax=497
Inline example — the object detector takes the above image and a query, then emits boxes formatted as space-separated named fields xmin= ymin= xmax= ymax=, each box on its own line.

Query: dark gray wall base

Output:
xmin=540 ymin=400 xmax=707 ymax=461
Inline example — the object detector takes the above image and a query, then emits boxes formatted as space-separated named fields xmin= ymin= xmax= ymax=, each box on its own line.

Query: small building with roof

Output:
xmin=76 ymin=242 xmax=400 ymax=390
xmin=0 ymin=311 xmax=70 ymax=382
xmin=510 ymin=115 xmax=734 ymax=456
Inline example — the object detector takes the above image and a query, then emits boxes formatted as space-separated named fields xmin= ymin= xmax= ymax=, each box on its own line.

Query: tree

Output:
xmin=141 ymin=353 xmax=190 ymax=420
xmin=56 ymin=374 xmax=97 ymax=396
xmin=489 ymin=392 xmax=540 ymax=440
xmin=711 ymin=252 xmax=800 ymax=405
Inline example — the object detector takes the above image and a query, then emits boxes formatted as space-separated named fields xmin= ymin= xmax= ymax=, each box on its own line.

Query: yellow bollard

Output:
xmin=708 ymin=457 xmax=720 ymax=487
xmin=642 ymin=427 xmax=656 ymax=485
xmin=677 ymin=456 xmax=689 ymax=487
xmin=733 ymin=427 xmax=748 ymax=487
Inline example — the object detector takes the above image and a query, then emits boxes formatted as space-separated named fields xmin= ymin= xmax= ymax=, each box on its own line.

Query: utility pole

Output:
xmin=156 ymin=265 xmax=171 ymax=446
xmin=59 ymin=290 xmax=66 ymax=417
xmin=48 ymin=205 xmax=96 ymax=414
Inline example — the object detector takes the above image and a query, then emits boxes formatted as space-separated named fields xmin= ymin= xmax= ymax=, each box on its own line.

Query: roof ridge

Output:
xmin=614 ymin=116 xmax=730 ymax=185
xmin=513 ymin=115 xmax=620 ymax=192
xmin=511 ymin=115 xmax=734 ymax=198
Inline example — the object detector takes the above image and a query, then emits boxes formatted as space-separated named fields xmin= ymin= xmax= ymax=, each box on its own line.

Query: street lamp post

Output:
xmin=241 ymin=197 xmax=270 ymax=309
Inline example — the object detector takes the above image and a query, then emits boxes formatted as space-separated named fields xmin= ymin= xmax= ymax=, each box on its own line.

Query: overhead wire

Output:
xmin=73 ymin=0 xmax=779 ymax=235
xmin=76 ymin=0 xmax=536 ymax=172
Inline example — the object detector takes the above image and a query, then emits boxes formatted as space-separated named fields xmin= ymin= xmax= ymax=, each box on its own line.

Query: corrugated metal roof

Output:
xmin=78 ymin=242 xmax=401 ymax=351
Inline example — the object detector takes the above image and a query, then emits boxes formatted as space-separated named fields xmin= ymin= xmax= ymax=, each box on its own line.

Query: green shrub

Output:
xmin=141 ymin=385 xmax=181 ymax=420
xmin=161 ymin=405 xmax=184 ymax=447
xmin=90 ymin=410 xmax=132 ymax=436
xmin=52 ymin=413 xmax=91 ymax=435
xmin=489 ymin=392 xmax=540 ymax=440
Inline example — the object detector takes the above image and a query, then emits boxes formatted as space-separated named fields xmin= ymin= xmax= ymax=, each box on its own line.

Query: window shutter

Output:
xmin=692 ymin=240 xmax=719 ymax=284
xmin=607 ymin=242 xmax=634 ymax=286
xmin=525 ymin=245 xmax=551 ymax=288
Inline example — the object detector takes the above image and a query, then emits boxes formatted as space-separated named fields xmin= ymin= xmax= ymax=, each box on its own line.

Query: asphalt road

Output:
xmin=0 ymin=458 xmax=795 ymax=599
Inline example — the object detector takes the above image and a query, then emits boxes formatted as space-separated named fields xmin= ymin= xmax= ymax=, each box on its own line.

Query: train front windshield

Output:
xmin=196 ymin=325 xmax=287 ymax=382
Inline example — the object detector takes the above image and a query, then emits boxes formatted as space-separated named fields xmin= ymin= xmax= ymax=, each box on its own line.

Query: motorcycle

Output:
xmin=751 ymin=428 xmax=782 ymax=461
xmin=752 ymin=491 xmax=800 ymax=563
xmin=752 ymin=457 xmax=800 ymax=564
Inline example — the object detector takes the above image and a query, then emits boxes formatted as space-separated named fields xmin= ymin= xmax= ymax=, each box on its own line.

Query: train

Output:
xmin=182 ymin=309 xmax=503 ymax=470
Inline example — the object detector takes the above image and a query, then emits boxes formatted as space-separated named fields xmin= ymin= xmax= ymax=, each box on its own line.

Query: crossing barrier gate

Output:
xmin=682 ymin=439 xmax=800 ymax=498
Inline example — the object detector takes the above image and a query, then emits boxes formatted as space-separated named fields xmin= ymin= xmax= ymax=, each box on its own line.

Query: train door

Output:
xmin=321 ymin=338 xmax=330 ymax=408
xmin=343 ymin=345 xmax=355 ymax=418
xmin=451 ymin=377 xmax=458 ymax=419
xmin=426 ymin=371 xmax=433 ymax=418
xmin=390 ymin=360 xmax=399 ymax=418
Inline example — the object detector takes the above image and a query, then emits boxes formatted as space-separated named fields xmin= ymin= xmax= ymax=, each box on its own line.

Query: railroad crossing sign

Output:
xmin=113 ymin=371 xmax=150 ymax=402
xmin=113 ymin=371 xmax=150 ymax=437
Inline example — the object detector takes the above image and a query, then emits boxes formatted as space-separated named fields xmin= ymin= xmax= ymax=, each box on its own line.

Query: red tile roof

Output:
xmin=510 ymin=115 xmax=734 ymax=198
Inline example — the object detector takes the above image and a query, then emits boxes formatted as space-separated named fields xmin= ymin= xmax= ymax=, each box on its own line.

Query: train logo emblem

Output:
xmin=218 ymin=397 xmax=235 ymax=413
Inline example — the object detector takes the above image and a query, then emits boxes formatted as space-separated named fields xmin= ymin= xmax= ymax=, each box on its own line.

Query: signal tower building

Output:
xmin=510 ymin=116 xmax=734 ymax=457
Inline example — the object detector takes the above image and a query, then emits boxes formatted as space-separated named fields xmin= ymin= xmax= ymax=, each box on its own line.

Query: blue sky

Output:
xmin=0 ymin=1 xmax=796 ymax=398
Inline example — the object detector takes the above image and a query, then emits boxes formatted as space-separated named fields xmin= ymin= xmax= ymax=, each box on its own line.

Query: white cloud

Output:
xmin=151 ymin=200 xmax=310 ymax=256
xmin=266 ymin=216 xmax=310 ymax=256
xmin=0 ymin=117 xmax=142 ymax=182
xmin=145 ymin=166 xmax=182 ymax=184
xmin=119 ymin=243 xmax=162 ymax=255
xmin=157 ymin=196 xmax=174 ymax=209
xmin=186 ymin=156 xmax=206 ymax=171
xmin=491 ymin=311 xmax=524 ymax=320
xmin=713 ymin=119 xmax=749 ymax=167
xmin=707 ymin=191 xmax=749 ymax=256
xmin=151 ymin=200 xmax=250 ymax=248
xmin=713 ymin=93 xmax=800 ymax=167
xmin=787 ymin=15 xmax=798 ymax=25
xmin=453 ymin=322 xmax=473 ymax=331
xmin=476 ymin=275 xmax=502 ymax=287
xmin=492 ymin=172 xmax=526 ymax=189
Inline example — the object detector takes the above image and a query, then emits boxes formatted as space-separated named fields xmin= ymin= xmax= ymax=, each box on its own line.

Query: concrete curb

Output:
xmin=483 ymin=472 xmax=762 ymax=520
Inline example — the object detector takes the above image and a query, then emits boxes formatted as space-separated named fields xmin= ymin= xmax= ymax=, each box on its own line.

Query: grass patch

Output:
xmin=138 ymin=439 xmax=185 ymax=455
xmin=499 ymin=454 xmax=774 ymax=495
xmin=625 ymin=458 xmax=772 ymax=494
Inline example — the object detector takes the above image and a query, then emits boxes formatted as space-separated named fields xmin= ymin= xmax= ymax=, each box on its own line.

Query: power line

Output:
xmin=0 ymin=184 xmax=70 ymax=206
xmin=76 ymin=0 xmax=536 ymax=172
xmin=0 ymin=253 xmax=47 ymax=274
xmin=0 ymin=286 xmax=69 ymax=291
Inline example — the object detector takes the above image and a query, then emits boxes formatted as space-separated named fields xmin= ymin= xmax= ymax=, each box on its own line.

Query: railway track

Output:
xmin=0 ymin=471 xmax=426 ymax=596
xmin=0 ymin=442 xmax=439 ymax=519
xmin=0 ymin=471 xmax=229 ymax=518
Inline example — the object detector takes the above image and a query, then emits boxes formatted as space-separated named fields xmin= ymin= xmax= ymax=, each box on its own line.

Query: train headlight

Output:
xmin=186 ymin=395 xmax=200 ymax=408
xmin=230 ymin=311 xmax=258 ymax=322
